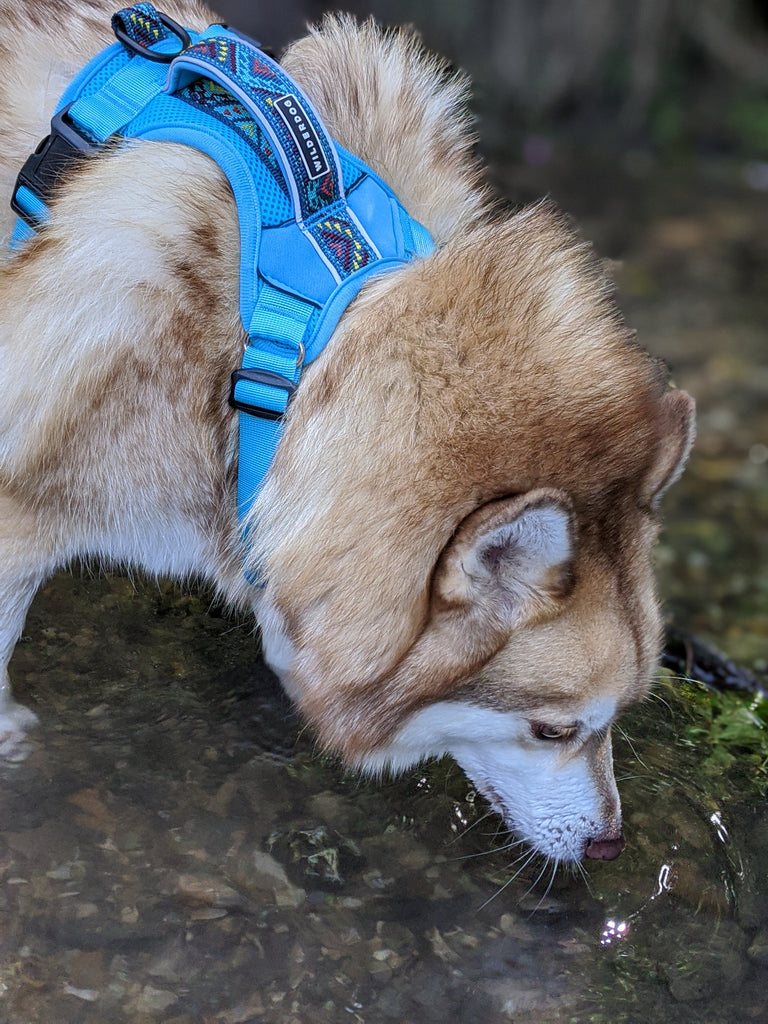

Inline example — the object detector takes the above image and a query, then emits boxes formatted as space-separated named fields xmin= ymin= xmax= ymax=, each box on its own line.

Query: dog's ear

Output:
xmin=297 ymin=489 xmax=576 ymax=759
xmin=642 ymin=389 xmax=696 ymax=504
xmin=434 ymin=489 xmax=575 ymax=627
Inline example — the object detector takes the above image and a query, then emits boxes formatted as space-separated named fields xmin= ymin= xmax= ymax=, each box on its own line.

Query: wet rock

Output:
xmin=498 ymin=913 xmax=539 ymax=943
xmin=358 ymin=831 xmax=433 ymax=874
xmin=146 ymin=938 xmax=187 ymax=983
xmin=131 ymin=982 xmax=179 ymax=1015
xmin=308 ymin=791 xmax=355 ymax=831
xmin=206 ymin=776 xmax=239 ymax=817
xmin=43 ymin=991 xmax=95 ymax=1022
xmin=66 ymin=787 xmax=116 ymax=833
xmin=175 ymin=872 xmax=248 ymax=910
xmin=62 ymin=982 xmax=99 ymax=1002
xmin=188 ymin=906 xmax=229 ymax=921
xmin=517 ymin=892 xmax=568 ymax=915
xmin=267 ymin=825 xmax=364 ymax=889
xmin=480 ymin=977 xmax=562 ymax=1016
xmin=208 ymin=992 xmax=267 ymax=1022
xmin=663 ymin=918 xmax=749 ymax=1002
xmin=747 ymin=928 xmax=768 ymax=966
xmin=427 ymin=926 xmax=461 ymax=964
xmin=408 ymin=961 xmax=467 ymax=1020
xmin=65 ymin=950 xmax=107 ymax=990
xmin=669 ymin=857 xmax=731 ymax=916
xmin=40 ymin=905 xmax=175 ymax=950
xmin=375 ymin=919 xmax=416 ymax=955
xmin=372 ymin=984 xmax=407 ymax=1020
xmin=311 ymin=916 xmax=363 ymax=956
xmin=5 ymin=822 xmax=74 ymax=860
xmin=226 ymin=845 xmax=305 ymax=908
xmin=74 ymin=901 xmax=99 ymax=919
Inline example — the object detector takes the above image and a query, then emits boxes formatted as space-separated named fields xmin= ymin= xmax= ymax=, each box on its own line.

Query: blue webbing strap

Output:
xmin=165 ymin=33 xmax=375 ymax=518
xmin=9 ymin=4 xmax=435 ymax=551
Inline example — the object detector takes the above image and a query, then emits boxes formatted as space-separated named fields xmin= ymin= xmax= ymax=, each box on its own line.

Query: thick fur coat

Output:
xmin=0 ymin=0 xmax=694 ymax=863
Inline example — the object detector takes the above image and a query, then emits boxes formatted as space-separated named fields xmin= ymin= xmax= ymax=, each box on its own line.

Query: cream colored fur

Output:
xmin=0 ymin=0 xmax=694 ymax=863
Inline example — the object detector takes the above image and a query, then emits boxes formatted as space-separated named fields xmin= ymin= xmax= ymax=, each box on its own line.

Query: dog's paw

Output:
xmin=0 ymin=701 xmax=38 ymax=764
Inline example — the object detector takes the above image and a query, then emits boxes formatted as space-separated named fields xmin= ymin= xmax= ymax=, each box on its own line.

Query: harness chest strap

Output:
xmin=11 ymin=3 xmax=434 ymax=542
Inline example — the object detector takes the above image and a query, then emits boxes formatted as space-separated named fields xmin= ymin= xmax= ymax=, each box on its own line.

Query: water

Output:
xmin=2 ymin=154 xmax=767 ymax=1022
xmin=2 ymin=575 xmax=767 ymax=1023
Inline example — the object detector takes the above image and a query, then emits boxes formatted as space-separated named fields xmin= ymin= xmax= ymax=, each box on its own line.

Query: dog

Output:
xmin=0 ymin=0 xmax=694 ymax=865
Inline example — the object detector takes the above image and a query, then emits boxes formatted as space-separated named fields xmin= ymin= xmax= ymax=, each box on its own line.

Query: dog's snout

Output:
xmin=583 ymin=834 xmax=626 ymax=861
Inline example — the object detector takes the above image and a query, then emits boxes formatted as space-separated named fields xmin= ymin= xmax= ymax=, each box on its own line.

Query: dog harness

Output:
xmin=11 ymin=4 xmax=434 ymax=533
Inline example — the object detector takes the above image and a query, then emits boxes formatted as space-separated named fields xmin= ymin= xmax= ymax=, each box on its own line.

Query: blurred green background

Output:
xmin=217 ymin=0 xmax=768 ymax=158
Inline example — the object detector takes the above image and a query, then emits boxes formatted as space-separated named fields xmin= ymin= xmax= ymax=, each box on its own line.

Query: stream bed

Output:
xmin=1 ymin=151 xmax=766 ymax=1023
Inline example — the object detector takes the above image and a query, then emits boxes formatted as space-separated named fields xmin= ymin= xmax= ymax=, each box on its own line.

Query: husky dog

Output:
xmin=0 ymin=0 xmax=694 ymax=863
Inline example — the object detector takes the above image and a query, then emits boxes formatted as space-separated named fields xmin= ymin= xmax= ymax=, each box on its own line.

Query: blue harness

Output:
xmin=11 ymin=4 xmax=433 ymax=534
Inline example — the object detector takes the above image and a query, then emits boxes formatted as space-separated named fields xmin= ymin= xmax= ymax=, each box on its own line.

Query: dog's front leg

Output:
xmin=0 ymin=490 xmax=57 ymax=754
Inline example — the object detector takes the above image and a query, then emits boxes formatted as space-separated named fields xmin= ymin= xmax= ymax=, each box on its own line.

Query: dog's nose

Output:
xmin=583 ymin=834 xmax=626 ymax=861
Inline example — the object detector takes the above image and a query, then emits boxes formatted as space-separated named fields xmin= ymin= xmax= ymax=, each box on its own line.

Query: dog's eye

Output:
xmin=532 ymin=722 xmax=577 ymax=742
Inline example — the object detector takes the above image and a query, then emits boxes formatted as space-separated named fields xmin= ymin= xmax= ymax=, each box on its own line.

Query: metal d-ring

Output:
xmin=114 ymin=11 xmax=192 ymax=63
xmin=295 ymin=342 xmax=305 ymax=367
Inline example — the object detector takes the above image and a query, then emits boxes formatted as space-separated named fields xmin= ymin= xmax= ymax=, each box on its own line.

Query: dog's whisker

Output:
xmin=656 ymin=671 xmax=697 ymax=684
xmin=644 ymin=689 xmax=674 ymax=713
xmin=575 ymin=858 xmax=594 ymax=893
xmin=521 ymin=856 xmax=553 ymax=907
xmin=448 ymin=808 xmax=496 ymax=845
xmin=504 ymin=847 xmax=540 ymax=876
xmin=478 ymin=848 xmax=540 ymax=910
xmin=524 ymin=857 xmax=561 ymax=916
xmin=218 ymin=619 xmax=253 ymax=637
xmin=614 ymin=724 xmax=650 ymax=771
xmin=453 ymin=835 xmax=522 ymax=859
xmin=543 ymin=859 xmax=559 ymax=900
xmin=452 ymin=833 xmax=527 ymax=862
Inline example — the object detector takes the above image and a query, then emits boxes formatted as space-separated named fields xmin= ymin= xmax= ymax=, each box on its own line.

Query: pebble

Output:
xmin=227 ymin=846 xmax=306 ymax=907
xmin=133 ymin=983 xmax=179 ymax=1014
xmin=747 ymin=928 xmax=768 ymax=966
xmin=62 ymin=984 xmax=99 ymax=1002
xmin=175 ymin=872 xmax=245 ymax=909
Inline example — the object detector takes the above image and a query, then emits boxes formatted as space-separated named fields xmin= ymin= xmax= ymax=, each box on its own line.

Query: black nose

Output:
xmin=583 ymin=834 xmax=626 ymax=861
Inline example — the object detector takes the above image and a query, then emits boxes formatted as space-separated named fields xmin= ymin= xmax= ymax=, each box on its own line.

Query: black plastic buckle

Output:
xmin=229 ymin=368 xmax=297 ymax=421
xmin=11 ymin=103 xmax=99 ymax=227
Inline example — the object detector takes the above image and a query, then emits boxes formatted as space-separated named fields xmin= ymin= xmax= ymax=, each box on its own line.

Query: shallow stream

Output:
xmin=1 ymin=152 xmax=766 ymax=1023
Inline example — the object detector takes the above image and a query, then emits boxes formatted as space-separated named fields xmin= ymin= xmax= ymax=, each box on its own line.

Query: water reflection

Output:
xmin=655 ymin=861 xmax=674 ymax=897
xmin=711 ymin=810 xmax=729 ymax=844
xmin=600 ymin=918 xmax=629 ymax=946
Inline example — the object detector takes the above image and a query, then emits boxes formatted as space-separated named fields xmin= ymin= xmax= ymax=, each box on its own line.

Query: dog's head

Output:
xmin=252 ymin=204 xmax=695 ymax=864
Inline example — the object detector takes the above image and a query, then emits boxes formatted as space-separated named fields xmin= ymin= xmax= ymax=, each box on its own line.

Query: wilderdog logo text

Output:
xmin=274 ymin=94 xmax=330 ymax=180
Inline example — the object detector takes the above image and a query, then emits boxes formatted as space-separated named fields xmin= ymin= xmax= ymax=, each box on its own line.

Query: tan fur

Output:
xmin=0 ymin=0 xmax=694 ymax=862
xmin=252 ymin=210 xmax=689 ymax=757
xmin=281 ymin=15 xmax=490 ymax=243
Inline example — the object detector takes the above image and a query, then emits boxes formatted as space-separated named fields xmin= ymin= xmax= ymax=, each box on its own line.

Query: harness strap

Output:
xmin=10 ymin=4 xmax=434 ymax=559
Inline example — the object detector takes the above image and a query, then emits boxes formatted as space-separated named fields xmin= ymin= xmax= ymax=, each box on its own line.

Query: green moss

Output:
xmin=657 ymin=671 xmax=768 ymax=792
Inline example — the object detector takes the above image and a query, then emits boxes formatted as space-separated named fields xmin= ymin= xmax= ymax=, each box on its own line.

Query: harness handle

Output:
xmin=112 ymin=5 xmax=191 ymax=62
